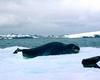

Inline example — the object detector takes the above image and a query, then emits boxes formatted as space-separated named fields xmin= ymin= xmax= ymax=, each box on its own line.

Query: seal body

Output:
xmin=13 ymin=42 xmax=80 ymax=58
xmin=82 ymin=56 xmax=100 ymax=68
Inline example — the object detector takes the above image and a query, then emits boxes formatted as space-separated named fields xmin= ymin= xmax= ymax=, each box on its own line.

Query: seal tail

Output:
xmin=13 ymin=48 xmax=22 ymax=54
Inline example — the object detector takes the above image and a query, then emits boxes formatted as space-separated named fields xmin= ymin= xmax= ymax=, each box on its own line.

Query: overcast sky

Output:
xmin=0 ymin=0 xmax=100 ymax=35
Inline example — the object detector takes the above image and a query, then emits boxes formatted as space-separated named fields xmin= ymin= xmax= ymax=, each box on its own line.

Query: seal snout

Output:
xmin=74 ymin=49 xmax=79 ymax=53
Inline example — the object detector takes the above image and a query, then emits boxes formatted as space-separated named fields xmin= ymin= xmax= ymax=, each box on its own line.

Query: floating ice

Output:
xmin=0 ymin=46 xmax=100 ymax=80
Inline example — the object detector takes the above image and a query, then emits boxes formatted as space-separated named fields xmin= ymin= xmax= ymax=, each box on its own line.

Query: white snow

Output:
xmin=0 ymin=46 xmax=100 ymax=80
xmin=64 ymin=31 xmax=100 ymax=38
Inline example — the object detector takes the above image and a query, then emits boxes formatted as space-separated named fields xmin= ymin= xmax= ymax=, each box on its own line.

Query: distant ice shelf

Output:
xmin=0 ymin=31 xmax=100 ymax=39
xmin=63 ymin=31 xmax=100 ymax=38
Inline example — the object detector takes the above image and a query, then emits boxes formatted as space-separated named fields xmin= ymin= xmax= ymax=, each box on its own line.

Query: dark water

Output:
xmin=0 ymin=38 xmax=100 ymax=48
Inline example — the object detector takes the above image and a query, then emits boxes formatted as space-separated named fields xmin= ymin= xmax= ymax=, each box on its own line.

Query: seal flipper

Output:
xmin=13 ymin=48 xmax=22 ymax=54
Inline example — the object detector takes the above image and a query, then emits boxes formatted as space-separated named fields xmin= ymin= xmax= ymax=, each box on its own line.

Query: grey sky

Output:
xmin=0 ymin=0 xmax=100 ymax=35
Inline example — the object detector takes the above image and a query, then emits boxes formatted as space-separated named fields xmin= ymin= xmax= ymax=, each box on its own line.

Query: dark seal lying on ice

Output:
xmin=13 ymin=42 xmax=80 ymax=58
xmin=82 ymin=56 xmax=100 ymax=68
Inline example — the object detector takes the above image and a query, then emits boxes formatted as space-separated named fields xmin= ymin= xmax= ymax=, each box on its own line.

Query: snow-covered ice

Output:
xmin=0 ymin=46 xmax=100 ymax=80
xmin=64 ymin=31 xmax=100 ymax=38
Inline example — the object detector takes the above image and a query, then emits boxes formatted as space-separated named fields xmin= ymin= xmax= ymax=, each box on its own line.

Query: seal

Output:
xmin=13 ymin=42 xmax=80 ymax=58
xmin=82 ymin=56 xmax=100 ymax=68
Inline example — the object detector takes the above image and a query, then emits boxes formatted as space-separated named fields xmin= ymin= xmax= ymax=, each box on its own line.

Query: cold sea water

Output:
xmin=0 ymin=38 xmax=100 ymax=48
xmin=0 ymin=38 xmax=100 ymax=80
